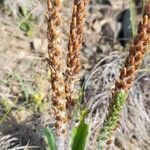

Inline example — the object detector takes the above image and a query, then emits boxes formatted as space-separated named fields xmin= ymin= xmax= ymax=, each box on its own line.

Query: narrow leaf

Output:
xmin=43 ymin=127 xmax=57 ymax=150
xmin=130 ymin=0 xmax=137 ymax=38
xmin=71 ymin=111 xmax=89 ymax=150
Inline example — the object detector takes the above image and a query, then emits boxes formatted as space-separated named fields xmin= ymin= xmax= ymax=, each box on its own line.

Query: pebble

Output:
xmin=31 ymin=38 xmax=48 ymax=53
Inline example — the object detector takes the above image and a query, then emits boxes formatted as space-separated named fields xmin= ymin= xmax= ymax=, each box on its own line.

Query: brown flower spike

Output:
xmin=99 ymin=1 xmax=150 ymax=146
xmin=115 ymin=3 xmax=150 ymax=92
xmin=46 ymin=0 xmax=67 ymax=136
xmin=65 ymin=0 xmax=89 ymax=111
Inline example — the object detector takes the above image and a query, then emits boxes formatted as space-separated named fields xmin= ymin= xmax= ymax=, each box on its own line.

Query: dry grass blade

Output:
xmin=0 ymin=134 xmax=20 ymax=150
xmin=84 ymin=53 xmax=150 ymax=150
xmin=84 ymin=53 xmax=123 ymax=150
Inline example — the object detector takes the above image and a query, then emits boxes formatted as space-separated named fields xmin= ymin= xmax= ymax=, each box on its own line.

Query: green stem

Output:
xmin=130 ymin=0 xmax=137 ymax=38
xmin=98 ymin=90 xmax=128 ymax=149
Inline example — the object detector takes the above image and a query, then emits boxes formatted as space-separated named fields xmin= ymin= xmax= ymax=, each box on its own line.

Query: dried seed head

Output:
xmin=65 ymin=0 xmax=89 ymax=116
xmin=120 ymin=68 xmax=127 ymax=78
xmin=115 ymin=3 xmax=150 ymax=92
xmin=47 ymin=0 xmax=67 ymax=136
xmin=144 ymin=1 xmax=150 ymax=17
xmin=47 ymin=0 xmax=52 ymax=11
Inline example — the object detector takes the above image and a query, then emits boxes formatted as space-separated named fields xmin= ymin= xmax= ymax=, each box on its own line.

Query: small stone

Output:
xmin=31 ymin=38 xmax=48 ymax=53
xmin=102 ymin=23 xmax=114 ymax=41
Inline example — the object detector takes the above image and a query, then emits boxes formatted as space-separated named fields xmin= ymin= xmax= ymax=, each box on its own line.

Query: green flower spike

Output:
xmin=98 ymin=90 xmax=128 ymax=149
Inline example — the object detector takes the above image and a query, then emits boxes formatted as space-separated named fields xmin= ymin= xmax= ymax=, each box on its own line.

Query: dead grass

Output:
xmin=84 ymin=52 xmax=150 ymax=150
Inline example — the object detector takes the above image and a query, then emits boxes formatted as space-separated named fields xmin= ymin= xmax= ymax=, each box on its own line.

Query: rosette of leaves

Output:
xmin=43 ymin=109 xmax=90 ymax=150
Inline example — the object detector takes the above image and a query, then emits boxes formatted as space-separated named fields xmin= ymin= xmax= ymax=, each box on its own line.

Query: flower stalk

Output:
xmin=46 ymin=0 xmax=67 ymax=136
xmin=65 ymin=0 xmax=89 ymax=113
xmin=99 ymin=1 xmax=150 ymax=147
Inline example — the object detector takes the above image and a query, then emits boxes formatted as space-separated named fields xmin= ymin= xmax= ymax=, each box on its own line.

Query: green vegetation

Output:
xmin=43 ymin=127 xmax=57 ymax=150
xmin=129 ymin=0 xmax=137 ymax=38
xmin=18 ymin=5 xmax=37 ymax=36
xmin=98 ymin=91 xmax=128 ymax=149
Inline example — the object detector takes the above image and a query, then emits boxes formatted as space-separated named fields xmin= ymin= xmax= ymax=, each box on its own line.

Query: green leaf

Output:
xmin=73 ymin=84 xmax=85 ymax=121
xmin=20 ymin=22 xmax=30 ymax=32
xmin=18 ymin=6 xmax=28 ymax=17
xmin=14 ymin=73 xmax=29 ymax=102
xmin=71 ymin=117 xmax=89 ymax=150
xmin=0 ymin=98 xmax=18 ymax=125
xmin=43 ymin=127 xmax=57 ymax=150
xmin=130 ymin=0 xmax=137 ymax=38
